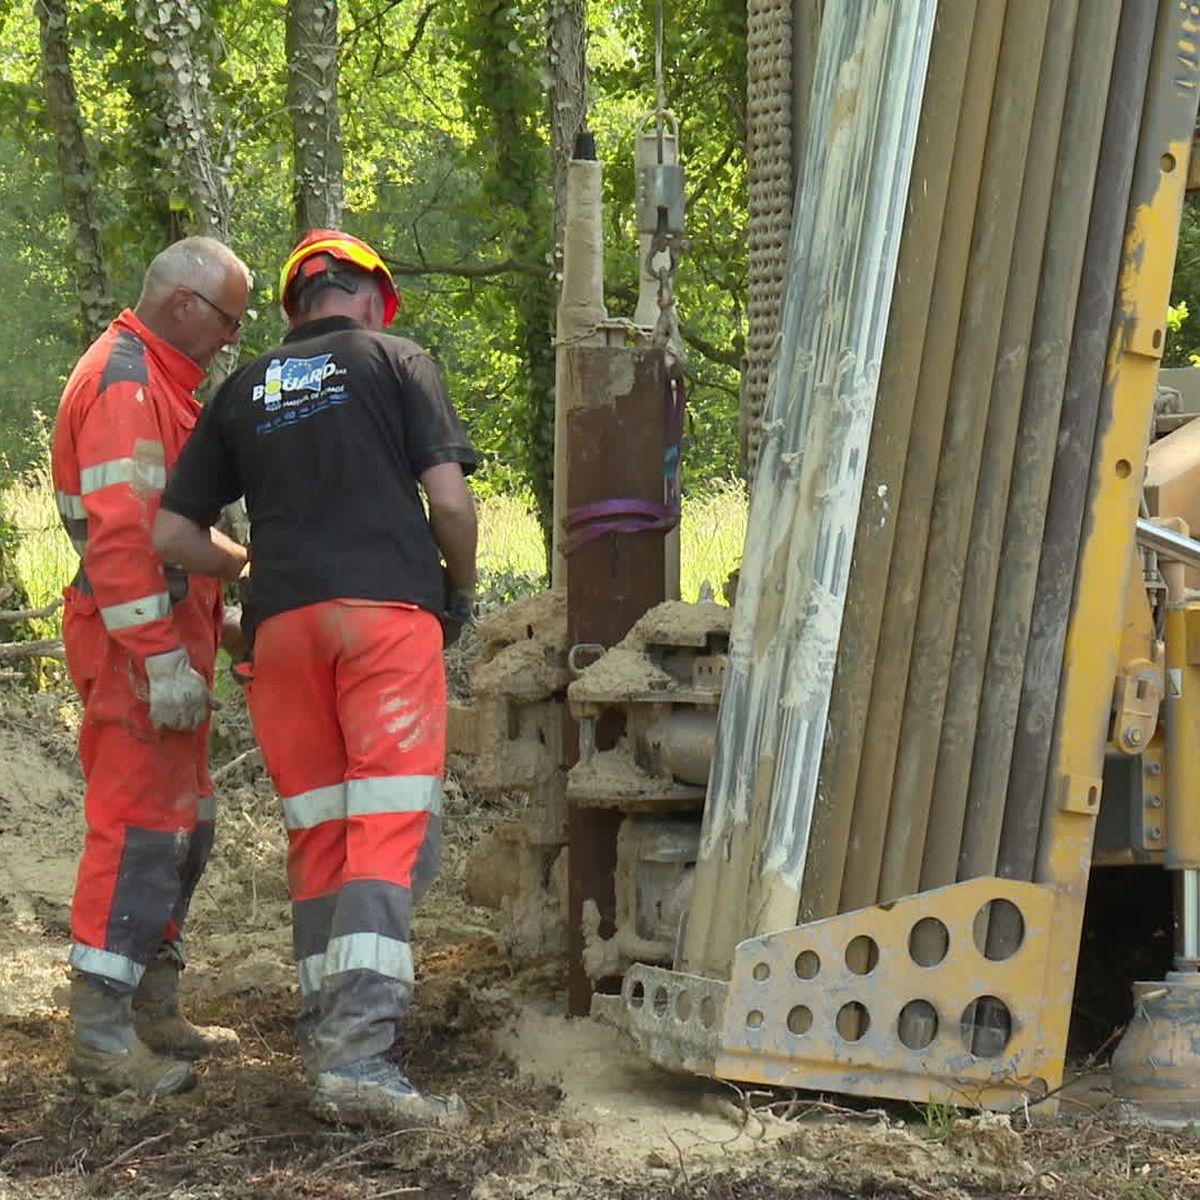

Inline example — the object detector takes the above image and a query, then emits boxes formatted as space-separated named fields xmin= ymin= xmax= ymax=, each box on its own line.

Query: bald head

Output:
xmin=135 ymin=237 xmax=252 ymax=368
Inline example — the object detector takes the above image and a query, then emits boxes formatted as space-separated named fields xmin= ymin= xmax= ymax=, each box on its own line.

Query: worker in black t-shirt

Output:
xmin=154 ymin=229 xmax=477 ymax=1128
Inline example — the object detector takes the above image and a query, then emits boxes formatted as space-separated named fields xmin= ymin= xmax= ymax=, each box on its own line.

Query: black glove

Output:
xmin=441 ymin=570 xmax=474 ymax=648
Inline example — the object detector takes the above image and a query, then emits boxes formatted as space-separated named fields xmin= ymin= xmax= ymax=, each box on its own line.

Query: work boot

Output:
xmin=68 ymin=972 xmax=195 ymax=1097
xmin=296 ymin=1007 xmax=320 ymax=1080
xmin=133 ymin=958 xmax=239 ymax=1060
xmin=312 ymin=1056 xmax=467 ymax=1128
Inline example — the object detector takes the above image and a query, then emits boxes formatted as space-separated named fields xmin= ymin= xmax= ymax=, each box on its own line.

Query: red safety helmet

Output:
xmin=279 ymin=229 xmax=400 ymax=326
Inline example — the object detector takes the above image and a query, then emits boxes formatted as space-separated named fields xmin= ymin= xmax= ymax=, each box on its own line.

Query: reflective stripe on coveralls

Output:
xmin=282 ymin=775 xmax=443 ymax=830
xmin=246 ymin=600 xmax=446 ymax=1072
xmin=52 ymin=312 xmax=222 ymax=994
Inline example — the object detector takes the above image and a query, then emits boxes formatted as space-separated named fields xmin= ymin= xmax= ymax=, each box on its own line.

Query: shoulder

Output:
xmin=379 ymin=336 xmax=447 ymax=393
xmin=59 ymin=328 xmax=143 ymax=415
xmin=98 ymin=328 xmax=150 ymax=391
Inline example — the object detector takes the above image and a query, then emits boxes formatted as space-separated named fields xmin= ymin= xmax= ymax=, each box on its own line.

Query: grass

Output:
xmin=1 ymin=467 xmax=75 ymax=636
xmin=477 ymin=478 xmax=748 ymax=604
xmin=1 ymin=472 xmax=748 ymax=630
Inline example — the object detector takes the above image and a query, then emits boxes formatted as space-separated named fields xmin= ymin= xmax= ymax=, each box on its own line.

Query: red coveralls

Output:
xmin=50 ymin=310 xmax=222 ymax=993
xmin=246 ymin=600 xmax=446 ymax=1070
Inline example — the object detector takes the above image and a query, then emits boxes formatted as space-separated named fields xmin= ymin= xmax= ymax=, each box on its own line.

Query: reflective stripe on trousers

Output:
xmin=64 ymin=593 xmax=219 ymax=994
xmin=246 ymin=599 xmax=446 ymax=1071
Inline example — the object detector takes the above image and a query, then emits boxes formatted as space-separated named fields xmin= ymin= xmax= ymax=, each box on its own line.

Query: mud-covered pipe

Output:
xmin=551 ymin=133 xmax=609 ymax=589
xmin=645 ymin=709 xmax=718 ymax=787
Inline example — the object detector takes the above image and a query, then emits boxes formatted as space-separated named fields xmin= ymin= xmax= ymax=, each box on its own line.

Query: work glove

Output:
xmin=441 ymin=571 xmax=475 ymax=648
xmin=144 ymin=647 xmax=218 ymax=732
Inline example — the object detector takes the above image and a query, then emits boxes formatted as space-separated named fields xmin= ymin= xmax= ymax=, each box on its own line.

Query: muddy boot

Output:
xmin=312 ymin=1056 xmax=466 ymax=1128
xmin=296 ymin=1007 xmax=319 ymax=1081
xmin=133 ymin=958 xmax=239 ymax=1061
xmin=68 ymin=972 xmax=195 ymax=1097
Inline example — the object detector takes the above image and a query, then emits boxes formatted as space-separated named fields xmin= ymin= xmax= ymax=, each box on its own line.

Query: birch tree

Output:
xmin=131 ymin=0 xmax=231 ymax=239
xmin=287 ymin=0 xmax=344 ymax=236
xmin=547 ymin=0 xmax=587 ymax=248
xmin=35 ymin=0 xmax=112 ymax=345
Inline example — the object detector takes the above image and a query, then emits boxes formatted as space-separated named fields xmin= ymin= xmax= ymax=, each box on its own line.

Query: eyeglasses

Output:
xmin=188 ymin=289 xmax=244 ymax=332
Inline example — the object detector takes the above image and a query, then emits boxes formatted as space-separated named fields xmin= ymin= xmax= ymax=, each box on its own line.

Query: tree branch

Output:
xmin=384 ymin=256 xmax=546 ymax=280
xmin=0 ymin=598 xmax=63 ymax=623
xmin=0 ymin=638 xmax=64 ymax=662
xmin=605 ymin=283 xmax=743 ymax=368
xmin=687 ymin=138 xmax=741 ymax=210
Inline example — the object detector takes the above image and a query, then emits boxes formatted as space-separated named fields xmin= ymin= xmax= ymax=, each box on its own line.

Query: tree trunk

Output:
xmin=547 ymin=0 xmax=588 ymax=250
xmin=36 ymin=0 xmax=112 ymax=346
xmin=131 ymin=0 xmax=231 ymax=240
xmin=455 ymin=2 xmax=556 ymax=566
xmin=287 ymin=0 xmax=344 ymax=236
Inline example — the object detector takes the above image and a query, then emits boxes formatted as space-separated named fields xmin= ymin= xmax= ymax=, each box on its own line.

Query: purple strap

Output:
xmin=563 ymin=373 xmax=687 ymax=557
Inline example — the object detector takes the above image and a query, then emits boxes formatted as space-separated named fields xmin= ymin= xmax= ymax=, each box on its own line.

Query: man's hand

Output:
xmin=441 ymin=581 xmax=474 ymax=648
xmin=145 ymin=648 xmax=218 ymax=731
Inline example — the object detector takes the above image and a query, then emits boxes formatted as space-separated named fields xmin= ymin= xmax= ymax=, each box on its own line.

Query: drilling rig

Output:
xmin=454 ymin=0 xmax=1200 ymax=1127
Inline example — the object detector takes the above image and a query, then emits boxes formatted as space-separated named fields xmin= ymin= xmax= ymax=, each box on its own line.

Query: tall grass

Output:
xmin=1 ymin=473 xmax=748 ymax=626
xmin=2 ymin=468 xmax=74 ymax=613
xmin=476 ymin=480 xmax=748 ymax=603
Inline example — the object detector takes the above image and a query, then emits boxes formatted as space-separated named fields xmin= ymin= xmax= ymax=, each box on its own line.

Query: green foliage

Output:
xmin=1 ymin=0 xmax=749 ymax=502
xmin=1166 ymin=198 xmax=1200 ymax=368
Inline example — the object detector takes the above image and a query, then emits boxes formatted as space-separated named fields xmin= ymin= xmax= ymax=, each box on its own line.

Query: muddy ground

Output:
xmin=2 ymin=683 xmax=1200 ymax=1199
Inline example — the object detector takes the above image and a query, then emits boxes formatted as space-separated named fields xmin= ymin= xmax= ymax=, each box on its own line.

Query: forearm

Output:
xmin=428 ymin=502 xmax=478 ymax=592
xmin=154 ymin=509 xmax=248 ymax=581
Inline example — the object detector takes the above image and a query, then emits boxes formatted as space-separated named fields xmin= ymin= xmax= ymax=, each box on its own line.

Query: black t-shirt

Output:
xmin=161 ymin=316 xmax=477 ymax=636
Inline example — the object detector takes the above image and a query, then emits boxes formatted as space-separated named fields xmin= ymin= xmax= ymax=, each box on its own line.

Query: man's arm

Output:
xmin=156 ymin=382 xmax=246 ymax=580
xmin=153 ymin=510 xmax=247 ymax=581
xmin=70 ymin=380 xmax=183 ymax=663
xmin=421 ymin=462 xmax=477 ymax=591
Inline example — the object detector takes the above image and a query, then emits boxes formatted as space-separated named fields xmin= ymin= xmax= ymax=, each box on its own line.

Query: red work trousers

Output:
xmin=64 ymin=585 xmax=220 ymax=992
xmin=245 ymin=599 xmax=445 ymax=1072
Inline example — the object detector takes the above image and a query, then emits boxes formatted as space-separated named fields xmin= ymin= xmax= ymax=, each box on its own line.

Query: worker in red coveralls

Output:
xmin=154 ymin=230 xmax=478 ymax=1127
xmin=51 ymin=237 xmax=252 ymax=1097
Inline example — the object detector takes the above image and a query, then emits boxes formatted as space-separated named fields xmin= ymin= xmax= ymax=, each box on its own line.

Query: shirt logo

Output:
xmin=253 ymin=354 xmax=339 ymax=411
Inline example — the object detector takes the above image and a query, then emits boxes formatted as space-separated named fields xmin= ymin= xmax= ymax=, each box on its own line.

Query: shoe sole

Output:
xmin=136 ymin=1037 xmax=240 ymax=1062
xmin=70 ymin=1070 xmax=197 ymax=1098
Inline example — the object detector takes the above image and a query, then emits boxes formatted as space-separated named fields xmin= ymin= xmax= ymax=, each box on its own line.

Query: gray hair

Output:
xmin=139 ymin=237 xmax=251 ymax=303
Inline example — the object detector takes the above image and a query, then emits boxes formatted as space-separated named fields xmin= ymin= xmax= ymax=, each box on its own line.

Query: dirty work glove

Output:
xmin=441 ymin=574 xmax=475 ymax=649
xmin=144 ymin=648 xmax=218 ymax=732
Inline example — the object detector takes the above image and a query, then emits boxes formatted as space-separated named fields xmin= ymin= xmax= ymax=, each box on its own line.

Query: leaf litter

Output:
xmin=2 ymin=681 xmax=1200 ymax=1199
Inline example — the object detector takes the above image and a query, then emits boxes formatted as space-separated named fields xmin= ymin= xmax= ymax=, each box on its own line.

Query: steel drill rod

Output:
xmin=1005 ymin=0 xmax=1158 ymax=872
xmin=877 ymin=0 xmax=1053 ymax=906
xmin=954 ymin=0 xmax=1121 ymax=885
xmin=800 ymin=0 xmax=979 ymax=923
xmin=919 ymin=0 xmax=1079 ymax=894
xmin=835 ymin=0 xmax=1009 ymax=919
xmin=1179 ymin=871 xmax=1200 ymax=967
xmin=963 ymin=0 xmax=1126 ymax=883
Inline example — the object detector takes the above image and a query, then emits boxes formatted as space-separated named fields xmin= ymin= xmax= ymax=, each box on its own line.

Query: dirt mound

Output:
xmin=0 ymin=724 xmax=82 ymax=929
xmin=1 ymin=690 xmax=1197 ymax=1200
xmin=777 ymin=1111 xmax=1031 ymax=1194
